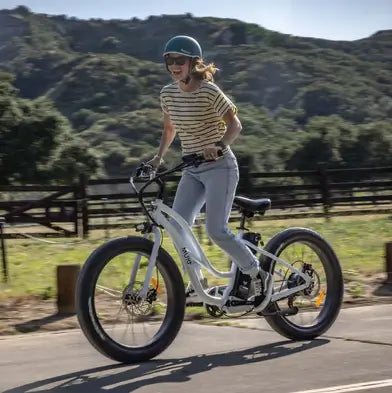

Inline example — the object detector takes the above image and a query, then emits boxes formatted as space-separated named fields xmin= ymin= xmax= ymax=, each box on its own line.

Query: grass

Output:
xmin=0 ymin=214 xmax=391 ymax=299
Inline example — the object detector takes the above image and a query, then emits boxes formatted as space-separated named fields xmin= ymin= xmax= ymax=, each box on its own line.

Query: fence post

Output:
xmin=73 ymin=186 xmax=79 ymax=237
xmin=102 ymin=198 xmax=110 ymax=239
xmin=57 ymin=264 xmax=80 ymax=314
xmin=238 ymin=156 xmax=252 ymax=195
xmin=78 ymin=174 xmax=89 ymax=238
xmin=386 ymin=242 xmax=392 ymax=284
xmin=0 ymin=218 xmax=8 ymax=283
xmin=318 ymin=163 xmax=331 ymax=220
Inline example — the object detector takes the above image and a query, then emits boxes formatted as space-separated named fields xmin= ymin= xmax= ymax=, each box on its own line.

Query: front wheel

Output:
xmin=76 ymin=236 xmax=185 ymax=363
xmin=261 ymin=228 xmax=344 ymax=340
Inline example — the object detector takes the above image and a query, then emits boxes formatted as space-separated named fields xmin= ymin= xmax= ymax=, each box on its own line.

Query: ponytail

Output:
xmin=191 ymin=58 xmax=218 ymax=82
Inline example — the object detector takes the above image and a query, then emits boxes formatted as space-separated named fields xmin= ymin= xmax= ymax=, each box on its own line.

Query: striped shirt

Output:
xmin=160 ymin=80 xmax=237 ymax=155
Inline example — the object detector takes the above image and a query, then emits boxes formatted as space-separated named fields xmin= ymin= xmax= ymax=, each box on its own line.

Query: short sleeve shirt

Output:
xmin=160 ymin=80 xmax=236 ymax=155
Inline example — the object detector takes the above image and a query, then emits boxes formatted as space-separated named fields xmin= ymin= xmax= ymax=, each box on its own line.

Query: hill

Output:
xmin=1 ymin=6 xmax=391 ymax=180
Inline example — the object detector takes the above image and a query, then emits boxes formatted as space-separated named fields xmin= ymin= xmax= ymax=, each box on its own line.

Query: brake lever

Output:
xmin=135 ymin=163 xmax=156 ymax=180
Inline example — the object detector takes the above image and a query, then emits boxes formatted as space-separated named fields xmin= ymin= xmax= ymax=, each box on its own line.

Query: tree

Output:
xmin=287 ymin=116 xmax=392 ymax=170
xmin=48 ymin=138 xmax=100 ymax=182
xmin=13 ymin=5 xmax=31 ymax=15
xmin=1 ymin=11 xmax=392 ymax=178
xmin=286 ymin=116 xmax=356 ymax=170
xmin=300 ymin=83 xmax=346 ymax=121
xmin=0 ymin=74 xmax=98 ymax=184
xmin=101 ymin=36 xmax=121 ymax=52
xmin=346 ymin=122 xmax=392 ymax=167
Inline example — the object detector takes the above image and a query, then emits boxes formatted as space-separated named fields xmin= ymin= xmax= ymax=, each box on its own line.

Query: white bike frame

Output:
xmin=134 ymin=197 xmax=312 ymax=314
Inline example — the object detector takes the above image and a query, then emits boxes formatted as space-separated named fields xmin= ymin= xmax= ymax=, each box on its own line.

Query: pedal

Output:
xmin=186 ymin=302 xmax=203 ymax=307
xmin=226 ymin=298 xmax=254 ymax=307
xmin=259 ymin=306 xmax=299 ymax=317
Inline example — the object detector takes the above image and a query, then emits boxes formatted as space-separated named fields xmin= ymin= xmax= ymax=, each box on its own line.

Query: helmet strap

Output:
xmin=181 ymin=59 xmax=194 ymax=84
xmin=181 ymin=75 xmax=191 ymax=84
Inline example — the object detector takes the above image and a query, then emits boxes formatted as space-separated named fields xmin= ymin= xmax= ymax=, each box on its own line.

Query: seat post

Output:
xmin=238 ymin=210 xmax=247 ymax=231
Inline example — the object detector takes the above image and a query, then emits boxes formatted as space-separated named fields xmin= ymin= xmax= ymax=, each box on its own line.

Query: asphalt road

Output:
xmin=1 ymin=304 xmax=392 ymax=393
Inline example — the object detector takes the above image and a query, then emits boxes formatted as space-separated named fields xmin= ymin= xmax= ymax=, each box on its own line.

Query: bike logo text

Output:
xmin=182 ymin=248 xmax=192 ymax=265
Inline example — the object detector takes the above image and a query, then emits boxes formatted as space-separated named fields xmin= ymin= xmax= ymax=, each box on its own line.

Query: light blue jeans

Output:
xmin=172 ymin=150 xmax=259 ymax=273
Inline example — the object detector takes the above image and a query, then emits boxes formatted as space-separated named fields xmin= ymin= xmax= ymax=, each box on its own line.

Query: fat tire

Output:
xmin=261 ymin=227 xmax=343 ymax=340
xmin=76 ymin=236 xmax=185 ymax=363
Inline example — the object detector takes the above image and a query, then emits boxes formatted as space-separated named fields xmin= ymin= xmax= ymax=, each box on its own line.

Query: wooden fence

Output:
xmin=1 ymin=165 xmax=391 ymax=238
xmin=0 ymin=165 xmax=391 ymax=282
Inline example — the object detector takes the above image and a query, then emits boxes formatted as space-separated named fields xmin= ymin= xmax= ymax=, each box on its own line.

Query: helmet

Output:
xmin=163 ymin=35 xmax=202 ymax=58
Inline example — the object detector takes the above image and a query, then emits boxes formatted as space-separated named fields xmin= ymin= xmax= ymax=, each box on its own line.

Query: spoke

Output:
xmin=91 ymin=250 xmax=169 ymax=349
xmin=109 ymin=303 xmax=126 ymax=338
xmin=130 ymin=306 xmax=138 ymax=346
xmin=96 ymin=285 xmax=122 ymax=298
xmin=156 ymin=300 xmax=168 ymax=308
xmin=308 ymin=248 xmax=315 ymax=264
xmin=274 ymin=268 xmax=285 ymax=279
xmin=141 ymin=317 xmax=152 ymax=342
xmin=286 ymin=246 xmax=294 ymax=266
xmin=275 ymin=241 xmax=329 ymax=327
xmin=121 ymin=312 xmax=132 ymax=345
xmin=301 ymin=244 xmax=305 ymax=263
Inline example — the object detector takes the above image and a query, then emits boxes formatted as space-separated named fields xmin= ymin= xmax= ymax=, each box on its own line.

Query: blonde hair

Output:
xmin=191 ymin=58 xmax=218 ymax=82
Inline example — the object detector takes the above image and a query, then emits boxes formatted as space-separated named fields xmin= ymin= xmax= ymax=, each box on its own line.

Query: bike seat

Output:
xmin=233 ymin=196 xmax=271 ymax=214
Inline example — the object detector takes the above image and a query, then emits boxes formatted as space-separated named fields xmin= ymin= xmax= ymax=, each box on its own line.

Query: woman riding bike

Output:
xmin=146 ymin=35 xmax=270 ymax=305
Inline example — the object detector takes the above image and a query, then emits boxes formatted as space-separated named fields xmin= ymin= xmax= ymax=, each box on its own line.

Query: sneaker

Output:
xmin=185 ymin=278 xmax=207 ymax=306
xmin=243 ymin=266 xmax=270 ymax=296
xmin=185 ymin=287 xmax=203 ymax=305
xmin=253 ymin=269 xmax=272 ymax=306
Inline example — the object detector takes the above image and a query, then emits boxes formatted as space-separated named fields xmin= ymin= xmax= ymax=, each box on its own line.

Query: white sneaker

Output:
xmin=253 ymin=269 xmax=272 ymax=306
xmin=185 ymin=287 xmax=203 ymax=305
xmin=185 ymin=278 xmax=207 ymax=305
xmin=253 ymin=275 xmax=263 ymax=297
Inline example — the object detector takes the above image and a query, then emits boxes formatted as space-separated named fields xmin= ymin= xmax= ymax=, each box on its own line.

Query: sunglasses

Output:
xmin=165 ymin=56 xmax=188 ymax=66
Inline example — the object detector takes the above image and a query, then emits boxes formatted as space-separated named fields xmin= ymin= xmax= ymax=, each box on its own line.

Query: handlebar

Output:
xmin=129 ymin=151 xmax=223 ymax=224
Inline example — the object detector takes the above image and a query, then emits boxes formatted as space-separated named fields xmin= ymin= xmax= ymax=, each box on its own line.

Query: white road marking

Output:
xmin=293 ymin=378 xmax=392 ymax=393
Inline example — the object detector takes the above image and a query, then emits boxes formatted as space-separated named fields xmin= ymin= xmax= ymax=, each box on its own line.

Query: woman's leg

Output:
xmin=172 ymin=170 xmax=206 ymax=225
xmin=202 ymin=160 xmax=259 ymax=274
xmin=172 ymin=170 xmax=207 ymax=292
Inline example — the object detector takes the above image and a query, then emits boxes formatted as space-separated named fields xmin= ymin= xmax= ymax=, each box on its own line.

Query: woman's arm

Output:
xmin=220 ymin=109 xmax=242 ymax=146
xmin=203 ymin=109 xmax=242 ymax=160
xmin=158 ymin=112 xmax=176 ymax=157
xmin=149 ymin=112 xmax=176 ymax=167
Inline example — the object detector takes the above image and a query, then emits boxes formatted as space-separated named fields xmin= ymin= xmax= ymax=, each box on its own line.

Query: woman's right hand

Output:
xmin=146 ymin=155 xmax=164 ymax=169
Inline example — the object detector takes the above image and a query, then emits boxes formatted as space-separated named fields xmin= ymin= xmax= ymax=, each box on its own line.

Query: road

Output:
xmin=1 ymin=304 xmax=392 ymax=393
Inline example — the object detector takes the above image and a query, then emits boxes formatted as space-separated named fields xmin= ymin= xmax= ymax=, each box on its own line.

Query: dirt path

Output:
xmin=1 ymin=274 xmax=392 ymax=336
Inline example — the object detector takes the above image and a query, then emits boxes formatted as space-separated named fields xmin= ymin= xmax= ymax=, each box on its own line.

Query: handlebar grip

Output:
xmin=135 ymin=163 xmax=156 ymax=179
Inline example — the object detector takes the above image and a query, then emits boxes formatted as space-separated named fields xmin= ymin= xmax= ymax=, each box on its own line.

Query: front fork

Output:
xmin=129 ymin=226 xmax=162 ymax=298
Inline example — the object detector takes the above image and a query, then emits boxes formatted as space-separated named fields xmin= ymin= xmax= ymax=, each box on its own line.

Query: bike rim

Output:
xmin=273 ymin=239 xmax=333 ymax=329
xmin=91 ymin=250 xmax=173 ymax=349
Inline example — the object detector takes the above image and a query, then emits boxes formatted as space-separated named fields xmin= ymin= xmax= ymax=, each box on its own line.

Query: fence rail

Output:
xmin=0 ymin=165 xmax=392 ymax=282
xmin=0 ymin=165 xmax=391 ymax=240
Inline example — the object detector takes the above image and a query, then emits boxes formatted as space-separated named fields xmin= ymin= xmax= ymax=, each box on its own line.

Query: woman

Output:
xmin=148 ymin=35 xmax=268 ymax=302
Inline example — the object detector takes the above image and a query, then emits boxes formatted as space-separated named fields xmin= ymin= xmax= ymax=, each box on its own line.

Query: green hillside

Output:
xmin=1 ymin=6 xmax=391 ymax=182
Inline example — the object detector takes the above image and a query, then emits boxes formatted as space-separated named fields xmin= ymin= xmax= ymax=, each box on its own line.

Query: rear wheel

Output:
xmin=76 ymin=236 xmax=185 ymax=363
xmin=261 ymin=228 xmax=343 ymax=340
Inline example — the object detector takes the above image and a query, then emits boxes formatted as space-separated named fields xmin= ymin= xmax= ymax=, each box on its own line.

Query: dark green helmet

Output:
xmin=163 ymin=35 xmax=202 ymax=58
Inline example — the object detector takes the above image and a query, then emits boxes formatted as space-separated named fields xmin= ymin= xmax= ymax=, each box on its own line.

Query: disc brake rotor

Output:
xmin=122 ymin=285 xmax=157 ymax=316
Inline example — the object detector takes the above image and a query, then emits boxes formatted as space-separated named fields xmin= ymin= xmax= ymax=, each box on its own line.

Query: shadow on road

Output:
xmin=14 ymin=313 xmax=73 ymax=333
xmin=4 ymin=338 xmax=329 ymax=392
xmin=373 ymin=283 xmax=392 ymax=297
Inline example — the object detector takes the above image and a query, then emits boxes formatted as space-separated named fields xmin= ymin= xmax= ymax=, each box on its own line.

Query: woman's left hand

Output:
xmin=203 ymin=146 xmax=221 ymax=160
